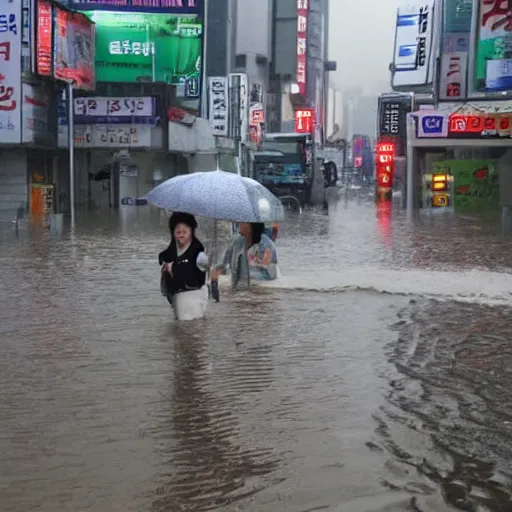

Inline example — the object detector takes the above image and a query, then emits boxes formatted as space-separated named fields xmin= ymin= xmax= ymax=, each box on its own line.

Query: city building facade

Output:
xmin=268 ymin=0 xmax=333 ymax=142
xmin=0 ymin=0 xmax=240 ymax=219
xmin=388 ymin=0 xmax=512 ymax=213
xmin=233 ymin=0 xmax=334 ymax=141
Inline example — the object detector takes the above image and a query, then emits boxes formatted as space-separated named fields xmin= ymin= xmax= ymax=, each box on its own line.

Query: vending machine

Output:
xmin=30 ymin=184 xmax=55 ymax=218
xmin=422 ymin=171 xmax=454 ymax=210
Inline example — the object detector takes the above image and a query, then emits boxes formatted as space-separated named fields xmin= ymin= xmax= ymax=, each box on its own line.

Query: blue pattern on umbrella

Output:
xmin=145 ymin=170 xmax=284 ymax=222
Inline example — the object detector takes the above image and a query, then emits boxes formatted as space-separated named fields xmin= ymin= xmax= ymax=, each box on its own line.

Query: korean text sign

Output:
xmin=296 ymin=0 xmax=308 ymax=96
xmin=0 ymin=0 xmax=21 ymax=143
xmin=85 ymin=11 xmax=202 ymax=86
xmin=208 ymin=76 xmax=228 ymax=136
xmin=73 ymin=96 xmax=155 ymax=124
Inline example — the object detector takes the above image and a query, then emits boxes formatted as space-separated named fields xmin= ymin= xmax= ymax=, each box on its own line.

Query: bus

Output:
xmin=251 ymin=132 xmax=324 ymax=205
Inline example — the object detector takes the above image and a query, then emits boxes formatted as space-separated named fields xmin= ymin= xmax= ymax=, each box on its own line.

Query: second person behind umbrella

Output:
xmin=211 ymin=222 xmax=278 ymax=289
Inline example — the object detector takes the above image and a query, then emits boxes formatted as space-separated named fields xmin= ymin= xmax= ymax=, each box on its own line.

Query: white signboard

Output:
xmin=439 ymin=51 xmax=467 ymax=100
xmin=208 ymin=76 xmax=229 ymax=136
xmin=392 ymin=1 xmax=435 ymax=88
xmin=0 ymin=0 xmax=22 ymax=143
xmin=59 ymin=124 xmax=151 ymax=148
xmin=74 ymin=97 xmax=154 ymax=118
xmin=228 ymin=73 xmax=249 ymax=142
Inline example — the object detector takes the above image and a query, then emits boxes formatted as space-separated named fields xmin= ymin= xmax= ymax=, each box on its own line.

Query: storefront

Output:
xmin=0 ymin=0 xmax=61 ymax=218
xmin=0 ymin=80 xmax=60 ymax=218
xmin=406 ymin=105 xmax=512 ymax=215
xmin=56 ymin=95 xmax=171 ymax=211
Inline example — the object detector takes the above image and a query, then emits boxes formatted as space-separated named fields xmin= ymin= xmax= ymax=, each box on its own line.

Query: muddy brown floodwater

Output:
xmin=2 ymin=199 xmax=512 ymax=511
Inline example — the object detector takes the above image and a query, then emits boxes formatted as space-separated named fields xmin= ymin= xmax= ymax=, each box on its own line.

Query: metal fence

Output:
xmin=0 ymin=206 xmax=25 ymax=237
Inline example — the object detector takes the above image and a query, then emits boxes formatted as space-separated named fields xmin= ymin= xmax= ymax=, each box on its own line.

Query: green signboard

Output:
xmin=433 ymin=159 xmax=499 ymax=211
xmin=85 ymin=11 xmax=202 ymax=85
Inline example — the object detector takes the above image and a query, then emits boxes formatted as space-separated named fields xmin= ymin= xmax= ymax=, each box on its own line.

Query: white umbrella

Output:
xmin=145 ymin=170 xmax=285 ymax=222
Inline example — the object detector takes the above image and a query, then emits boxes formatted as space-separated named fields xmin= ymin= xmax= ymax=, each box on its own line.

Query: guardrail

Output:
xmin=0 ymin=206 xmax=25 ymax=236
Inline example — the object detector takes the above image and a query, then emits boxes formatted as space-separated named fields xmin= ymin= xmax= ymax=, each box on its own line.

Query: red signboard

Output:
xmin=54 ymin=8 xmax=96 ymax=90
xmin=251 ymin=109 xmax=264 ymax=124
xmin=168 ymin=106 xmax=197 ymax=126
xmin=296 ymin=0 xmax=309 ymax=97
xmin=295 ymin=108 xmax=314 ymax=133
xmin=37 ymin=0 xmax=53 ymax=76
xmin=376 ymin=142 xmax=396 ymax=153
xmin=448 ymin=112 xmax=512 ymax=137
xmin=375 ymin=140 xmax=396 ymax=191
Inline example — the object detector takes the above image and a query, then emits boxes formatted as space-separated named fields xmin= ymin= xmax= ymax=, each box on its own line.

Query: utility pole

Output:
xmin=68 ymin=83 xmax=75 ymax=228
xmin=200 ymin=0 xmax=209 ymax=119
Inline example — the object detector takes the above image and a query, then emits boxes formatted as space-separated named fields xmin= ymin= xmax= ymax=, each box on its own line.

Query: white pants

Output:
xmin=172 ymin=286 xmax=209 ymax=321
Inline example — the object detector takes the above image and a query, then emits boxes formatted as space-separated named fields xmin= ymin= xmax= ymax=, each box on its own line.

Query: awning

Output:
xmin=168 ymin=116 xmax=216 ymax=154
xmin=409 ymin=100 xmax=512 ymax=148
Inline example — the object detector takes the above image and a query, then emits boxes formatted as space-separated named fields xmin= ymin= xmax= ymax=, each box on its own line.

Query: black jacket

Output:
xmin=158 ymin=237 xmax=206 ymax=297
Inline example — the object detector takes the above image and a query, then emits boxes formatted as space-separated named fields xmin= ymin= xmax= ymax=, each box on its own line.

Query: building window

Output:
xmin=235 ymin=54 xmax=247 ymax=68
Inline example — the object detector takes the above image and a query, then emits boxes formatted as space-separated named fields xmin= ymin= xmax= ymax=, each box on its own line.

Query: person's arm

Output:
xmin=210 ymin=240 xmax=235 ymax=280
xmin=158 ymin=244 xmax=173 ymax=265
xmin=259 ymin=248 xmax=273 ymax=266
xmin=159 ymin=246 xmax=176 ymax=276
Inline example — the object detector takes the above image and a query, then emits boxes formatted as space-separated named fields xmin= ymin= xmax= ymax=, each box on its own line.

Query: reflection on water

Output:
xmin=152 ymin=311 xmax=280 ymax=512
xmin=1 ymin=199 xmax=512 ymax=511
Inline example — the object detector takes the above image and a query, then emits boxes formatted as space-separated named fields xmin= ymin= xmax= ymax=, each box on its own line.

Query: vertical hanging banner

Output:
xmin=36 ymin=0 xmax=52 ymax=76
xmin=228 ymin=73 xmax=249 ymax=143
xmin=439 ymin=0 xmax=471 ymax=100
xmin=439 ymin=51 xmax=467 ymax=99
xmin=208 ymin=76 xmax=228 ymax=136
xmin=0 ymin=0 xmax=22 ymax=143
xmin=377 ymin=95 xmax=412 ymax=157
xmin=296 ymin=0 xmax=308 ymax=96
xmin=249 ymin=81 xmax=264 ymax=145
xmin=21 ymin=0 xmax=31 ymax=73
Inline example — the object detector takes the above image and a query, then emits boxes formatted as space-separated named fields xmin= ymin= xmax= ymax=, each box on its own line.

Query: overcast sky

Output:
xmin=328 ymin=0 xmax=401 ymax=96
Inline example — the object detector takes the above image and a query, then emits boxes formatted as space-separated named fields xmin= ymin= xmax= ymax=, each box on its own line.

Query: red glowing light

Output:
xmin=376 ymin=143 xmax=395 ymax=153
xmin=295 ymin=108 xmax=315 ymax=133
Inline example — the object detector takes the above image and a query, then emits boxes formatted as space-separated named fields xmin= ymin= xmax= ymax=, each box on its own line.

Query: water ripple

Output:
xmin=2 ymin=201 xmax=512 ymax=511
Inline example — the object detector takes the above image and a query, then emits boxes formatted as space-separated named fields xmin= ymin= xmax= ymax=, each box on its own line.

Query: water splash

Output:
xmin=249 ymin=267 xmax=512 ymax=306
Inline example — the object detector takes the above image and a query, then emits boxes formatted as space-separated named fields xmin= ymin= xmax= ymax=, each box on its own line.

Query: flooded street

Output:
xmin=2 ymin=197 xmax=512 ymax=511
